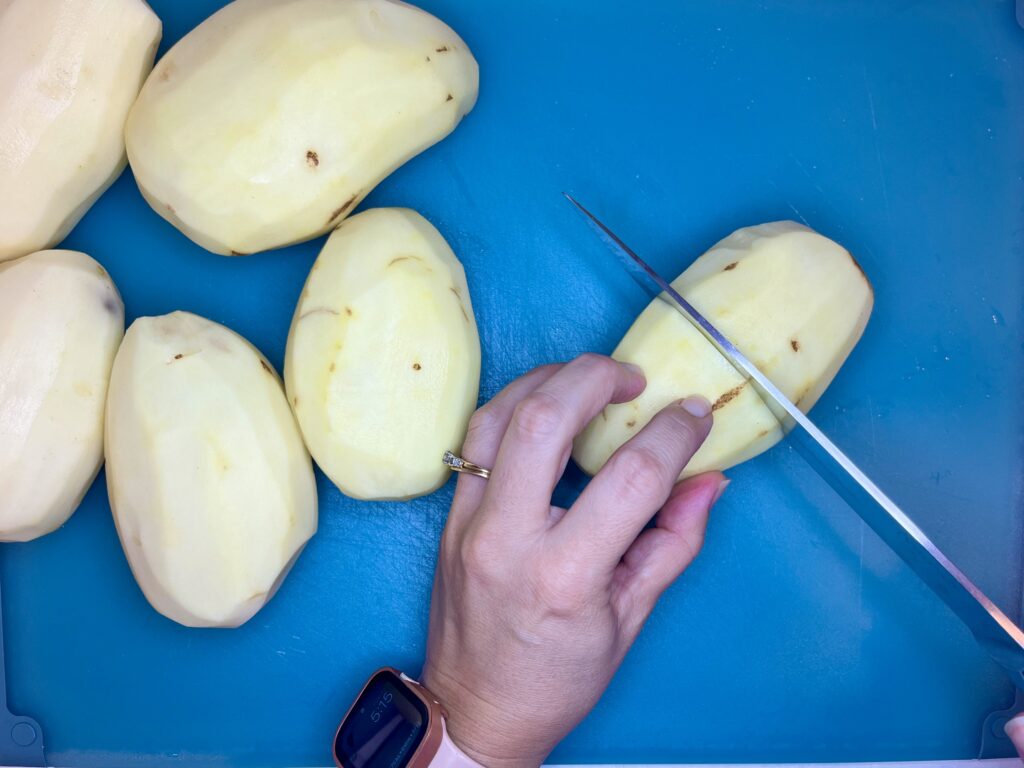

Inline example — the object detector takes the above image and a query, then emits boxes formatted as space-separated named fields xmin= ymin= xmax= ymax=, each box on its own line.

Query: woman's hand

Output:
xmin=421 ymin=354 xmax=727 ymax=767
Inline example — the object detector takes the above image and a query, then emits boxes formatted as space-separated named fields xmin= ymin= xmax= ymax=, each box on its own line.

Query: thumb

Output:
xmin=1005 ymin=713 xmax=1024 ymax=759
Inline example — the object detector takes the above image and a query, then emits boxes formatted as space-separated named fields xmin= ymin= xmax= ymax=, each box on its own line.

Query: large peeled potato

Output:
xmin=0 ymin=250 xmax=124 ymax=541
xmin=125 ymin=0 xmax=479 ymax=256
xmin=285 ymin=208 xmax=480 ymax=500
xmin=0 ymin=0 xmax=161 ymax=262
xmin=105 ymin=312 xmax=317 ymax=627
xmin=574 ymin=222 xmax=873 ymax=479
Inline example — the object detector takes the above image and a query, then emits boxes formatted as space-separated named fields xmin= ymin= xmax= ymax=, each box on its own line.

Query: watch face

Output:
xmin=334 ymin=670 xmax=429 ymax=768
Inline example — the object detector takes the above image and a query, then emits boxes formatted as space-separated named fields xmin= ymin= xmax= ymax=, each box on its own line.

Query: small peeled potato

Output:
xmin=105 ymin=312 xmax=317 ymax=628
xmin=0 ymin=0 xmax=161 ymax=261
xmin=285 ymin=208 xmax=480 ymax=500
xmin=574 ymin=222 xmax=873 ymax=479
xmin=0 ymin=250 xmax=124 ymax=541
xmin=125 ymin=0 xmax=479 ymax=256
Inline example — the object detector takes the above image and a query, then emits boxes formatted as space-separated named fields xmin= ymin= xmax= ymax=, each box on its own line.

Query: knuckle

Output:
xmin=511 ymin=391 xmax=565 ymax=441
xmin=458 ymin=530 xmax=503 ymax=580
xmin=464 ymin=404 xmax=502 ymax=447
xmin=610 ymin=446 xmax=670 ymax=501
xmin=532 ymin=558 xmax=590 ymax=616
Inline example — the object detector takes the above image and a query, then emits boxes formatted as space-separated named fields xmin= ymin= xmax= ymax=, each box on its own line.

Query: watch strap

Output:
xmin=431 ymin=720 xmax=485 ymax=768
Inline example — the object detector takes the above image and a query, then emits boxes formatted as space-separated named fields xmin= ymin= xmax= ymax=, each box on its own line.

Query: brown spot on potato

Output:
xmin=757 ymin=429 xmax=769 ymax=438
xmin=446 ymin=93 xmax=453 ymax=102
xmin=166 ymin=204 xmax=175 ymax=215
xmin=712 ymin=383 xmax=746 ymax=411
xmin=293 ymin=396 xmax=299 ymax=407
xmin=412 ymin=362 xmax=422 ymax=371
xmin=388 ymin=256 xmax=411 ymax=267
xmin=723 ymin=261 xmax=738 ymax=271
xmin=425 ymin=55 xmax=431 ymax=62
xmin=328 ymin=194 xmax=358 ymax=224
xmin=458 ymin=304 xmax=469 ymax=322
xmin=174 ymin=353 xmax=183 ymax=360
xmin=96 ymin=264 xmax=106 ymax=276
xmin=230 ymin=250 xmax=247 ymax=256
xmin=345 ymin=307 xmax=353 ymax=316
xmin=259 ymin=359 xmax=273 ymax=374
xmin=306 ymin=150 xmax=319 ymax=168
xmin=102 ymin=296 xmax=118 ymax=314
xmin=790 ymin=339 xmax=800 ymax=352
xmin=435 ymin=45 xmax=449 ymax=52
xmin=626 ymin=419 xmax=636 ymax=428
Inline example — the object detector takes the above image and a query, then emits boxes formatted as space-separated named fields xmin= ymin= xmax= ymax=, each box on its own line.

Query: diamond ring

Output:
xmin=442 ymin=450 xmax=491 ymax=480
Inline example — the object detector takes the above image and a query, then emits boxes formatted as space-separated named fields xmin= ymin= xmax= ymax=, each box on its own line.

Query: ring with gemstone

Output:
xmin=442 ymin=450 xmax=491 ymax=480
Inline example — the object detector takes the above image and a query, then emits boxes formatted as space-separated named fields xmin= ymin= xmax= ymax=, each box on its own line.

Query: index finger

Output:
xmin=483 ymin=354 xmax=645 ymax=532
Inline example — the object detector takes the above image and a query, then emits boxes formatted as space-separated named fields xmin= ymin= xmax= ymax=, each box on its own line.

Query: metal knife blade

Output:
xmin=565 ymin=193 xmax=1024 ymax=691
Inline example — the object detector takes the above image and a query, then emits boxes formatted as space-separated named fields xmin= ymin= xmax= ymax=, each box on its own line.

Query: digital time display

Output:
xmin=334 ymin=671 xmax=428 ymax=768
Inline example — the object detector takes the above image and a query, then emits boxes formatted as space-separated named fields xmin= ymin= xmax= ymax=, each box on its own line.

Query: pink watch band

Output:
xmin=432 ymin=720 xmax=485 ymax=768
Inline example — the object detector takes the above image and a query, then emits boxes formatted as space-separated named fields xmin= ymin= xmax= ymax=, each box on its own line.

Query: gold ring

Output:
xmin=443 ymin=450 xmax=491 ymax=480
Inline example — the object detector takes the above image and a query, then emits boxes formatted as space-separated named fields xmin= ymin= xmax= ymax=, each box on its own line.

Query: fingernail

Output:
xmin=622 ymin=362 xmax=644 ymax=378
xmin=711 ymin=479 xmax=730 ymax=505
xmin=680 ymin=395 xmax=712 ymax=418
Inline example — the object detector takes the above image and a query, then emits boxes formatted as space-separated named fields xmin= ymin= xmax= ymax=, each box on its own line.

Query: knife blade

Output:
xmin=565 ymin=193 xmax=1024 ymax=691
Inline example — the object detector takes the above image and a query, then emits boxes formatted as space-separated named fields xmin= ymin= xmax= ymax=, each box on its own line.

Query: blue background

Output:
xmin=3 ymin=0 xmax=1023 ymax=765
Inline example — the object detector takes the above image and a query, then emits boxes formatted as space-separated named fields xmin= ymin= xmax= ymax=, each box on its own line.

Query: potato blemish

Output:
xmin=259 ymin=359 xmax=273 ymax=374
xmin=712 ymin=383 xmax=745 ymax=411
xmin=412 ymin=362 xmax=422 ymax=371
xmin=328 ymin=194 xmax=358 ymax=224
xmin=306 ymin=150 xmax=319 ymax=168
xmin=790 ymin=339 xmax=800 ymax=352
xmin=723 ymin=261 xmax=738 ymax=271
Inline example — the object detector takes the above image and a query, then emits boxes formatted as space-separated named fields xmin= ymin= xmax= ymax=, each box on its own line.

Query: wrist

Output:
xmin=422 ymin=664 xmax=545 ymax=768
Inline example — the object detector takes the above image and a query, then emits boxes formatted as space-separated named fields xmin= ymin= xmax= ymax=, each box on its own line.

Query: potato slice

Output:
xmin=285 ymin=208 xmax=480 ymax=500
xmin=125 ymin=0 xmax=479 ymax=256
xmin=0 ymin=250 xmax=123 ymax=541
xmin=105 ymin=312 xmax=317 ymax=627
xmin=573 ymin=222 xmax=873 ymax=478
xmin=0 ymin=0 xmax=161 ymax=261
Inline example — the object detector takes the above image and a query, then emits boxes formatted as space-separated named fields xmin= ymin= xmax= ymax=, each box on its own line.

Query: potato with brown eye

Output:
xmin=573 ymin=222 xmax=874 ymax=479
xmin=125 ymin=0 xmax=479 ymax=256
xmin=285 ymin=208 xmax=481 ymax=500
xmin=0 ymin=250 xmax=124 ymax=541
xmin=104 ymin=311 xmax=317 ymax=628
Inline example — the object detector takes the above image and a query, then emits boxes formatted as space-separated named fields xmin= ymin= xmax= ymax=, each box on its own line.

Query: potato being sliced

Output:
xmin=573 ymin=222 xmax=873 ymax=479
xmin=125 ymin=0 xmax=479 ymax=256
xmin=0 ymin=0 xmax=161 ymax=261
xmin=105 ymin=312 xmax=317 ymax=628
xmin=285 ymin=208 xmax=480 ymax=500
xmin=0 ymin=250 xmax=124 ymax=541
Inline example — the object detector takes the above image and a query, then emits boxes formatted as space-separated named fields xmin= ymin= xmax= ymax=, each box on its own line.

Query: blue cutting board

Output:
xmin=3 ymin=0 xmax=1023 ymax=765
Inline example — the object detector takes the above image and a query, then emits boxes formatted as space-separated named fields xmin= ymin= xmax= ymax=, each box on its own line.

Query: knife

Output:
xmin=564 ymin=193 xmax=1024 ymax=693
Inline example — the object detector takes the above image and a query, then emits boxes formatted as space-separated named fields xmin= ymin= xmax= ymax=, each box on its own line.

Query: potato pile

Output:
xmin=0 ymin=0 xmax=873 ymax=629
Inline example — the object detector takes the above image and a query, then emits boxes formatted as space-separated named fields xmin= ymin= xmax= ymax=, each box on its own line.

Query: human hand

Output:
xmin=1005 ymin=713 xmax=1024 ymax=761
xmin=421 ymin=354 xmax=727 ymax=767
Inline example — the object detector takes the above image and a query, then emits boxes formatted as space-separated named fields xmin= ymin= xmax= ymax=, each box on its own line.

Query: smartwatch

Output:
xmin=332 ymin=667 xmax=484 ymax=768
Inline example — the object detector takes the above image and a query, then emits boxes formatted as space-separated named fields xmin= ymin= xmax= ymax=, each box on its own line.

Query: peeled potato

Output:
xmin=285 ymin=208 xmax=480 ymax=500
xmin=105 ymin=312 xmax=317 ymax=628
xmin=574 ymin=222 xmax=873 ymax=479
xmin=0 ymin=0 xmax=161 ymax=261
xmin=125 ymin=0 xmax=479 ymax=256
xmin=0 ymin=250 xmax=124 ymax=541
